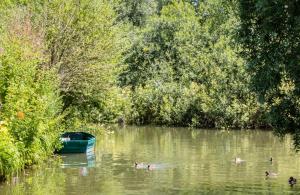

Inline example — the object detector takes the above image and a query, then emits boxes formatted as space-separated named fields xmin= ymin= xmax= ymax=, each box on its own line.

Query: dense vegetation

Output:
xmin=120 ymin=1 xmax=261 ymax=128
xmin=0 ymin=0 xmax=298 ymax=180
xmin=0 ymin=0 xmax=128 ymax=180
xmin=238 ymin=0 xmax=300 ymax=150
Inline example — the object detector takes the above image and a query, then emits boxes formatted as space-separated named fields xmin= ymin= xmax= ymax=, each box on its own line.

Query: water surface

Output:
xmin=1 ymin=126 xmax=300 ymax=194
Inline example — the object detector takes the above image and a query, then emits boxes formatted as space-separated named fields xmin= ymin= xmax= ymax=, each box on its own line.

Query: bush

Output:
xmin=0 ymin=7 xmax=63 ymax=178
xmin=0 ymin=122 xmax=22 ymax=180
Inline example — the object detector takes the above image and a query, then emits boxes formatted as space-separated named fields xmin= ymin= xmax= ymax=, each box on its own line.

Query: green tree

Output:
xmin=29 ymin=0 xmax=130 ymax=123
xmin=121 ymin=0 xmax=260 ymax=128
xmin=113 ymin=0 xmax=157 ymax=26
xmin=238 ymin=0 xmax=300 ymax=149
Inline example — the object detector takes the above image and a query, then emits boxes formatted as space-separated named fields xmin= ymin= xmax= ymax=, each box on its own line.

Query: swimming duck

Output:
xmin=134 ymin=162 xmax=145 ymax=169
xmin=147 ymin=164 xmax=155 ymax=170
xmin=265 ymin=171 xmax=277 ymax=177
xmin=289 ymin=176 xmax=297 ymax=186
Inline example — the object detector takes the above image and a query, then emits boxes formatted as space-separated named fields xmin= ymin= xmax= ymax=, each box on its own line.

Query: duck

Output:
xmin=265 ymin=171 xmax=278 ymax=177
xmin=289 ymin=176 xmax=297 ymax=186
xmin=234 ymin=157 xmax=245 ymax=163
xmin=147 ymin=164 xmax=155 ymax=170
xmin=134 ymin=162 xmax=145 ymax=169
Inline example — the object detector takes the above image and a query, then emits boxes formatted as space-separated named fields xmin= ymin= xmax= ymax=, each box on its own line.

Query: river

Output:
xmin=1 ymin=126 xmax=300 ymax=194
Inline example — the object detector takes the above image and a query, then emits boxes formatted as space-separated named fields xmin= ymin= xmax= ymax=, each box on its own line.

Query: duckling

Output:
xmin=265 ymin=171 xmax=278 ymax=177
xmin=289 ymin=176 xmax=297 ymax=186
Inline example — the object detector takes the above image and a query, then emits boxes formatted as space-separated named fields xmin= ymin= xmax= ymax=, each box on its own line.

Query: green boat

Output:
xmin=58 ymin=132 xmax=96 ymax=154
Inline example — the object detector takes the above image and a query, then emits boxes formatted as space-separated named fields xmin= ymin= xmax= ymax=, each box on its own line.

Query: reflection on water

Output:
xmin=61 ymin=153 xmax=96 ymax=168
xmin=60 ymin=153 xmax=96 ymax=177
xmin=1 ymin=126 xmax=300 ymax=194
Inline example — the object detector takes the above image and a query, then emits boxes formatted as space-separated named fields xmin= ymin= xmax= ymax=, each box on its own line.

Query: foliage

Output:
xmin=32 ymin=0 xmax=131 ymax=123
xmin=0 ymin=122 xmax=22 ymax=180
xmin=121 ymin=0 xmax=262 ymax=128
xmin=238 ymin=0 xmax=300 ymax=149
xmin=113 ymin=0 xmax=157 ymax=26
xmin=0 ymin=7 xmax=63 ymax=179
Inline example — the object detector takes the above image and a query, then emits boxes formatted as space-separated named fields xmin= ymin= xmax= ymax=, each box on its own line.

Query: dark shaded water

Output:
xmin=1 ymin=126 xmax=300 ymax=194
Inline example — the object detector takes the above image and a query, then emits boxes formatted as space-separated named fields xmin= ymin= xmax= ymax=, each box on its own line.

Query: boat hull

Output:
xmin=58 ymin=132 xmax=96 ymax=154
